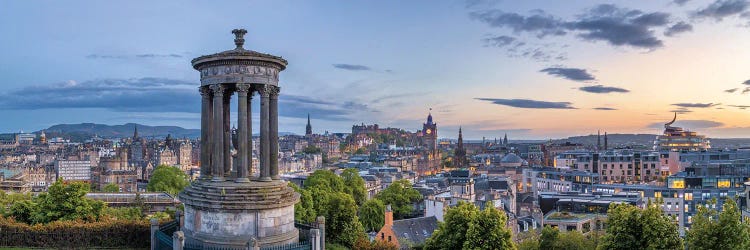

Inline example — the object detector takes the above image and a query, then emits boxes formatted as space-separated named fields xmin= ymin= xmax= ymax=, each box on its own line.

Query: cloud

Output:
xmin=725 ymin=88 xmax=739 ymax=93
xmin=482 ymin=35 xmax=517 ymax=47
xmin=743 ymin=87 xmax=750 ymax=94
xmin=671 ymin=103 xmax=720 ymax=108
xmin=647 ymin=119 xmax=724 ymax=129
xmin=0 ymin=78 xmax=372 ymax=122
xmin=743 ymin=79 xmax=750 ymax=85
xmin=135 ymin=54 xmax=183 ymax=58
xmin=568 ymin=5 xmax=670 ymax=49
xmin=471 ymin=4 xmax=673 ymax=49
xmin=670 ymin=108 xmax=693 ymax=113
xmin=692 ymin=0 xmax=750 ymax=21
xmin=475 ymin=98 xmax=576 ymax=109
xmin=579 ymin=85 xmax=630 ymax=93
xmin=469 ymin=10 xmax=567 ymax=38
xmin=674 ymin=0 xmax=691 ymax=6
xmin=332 ymin=64 xmax=371 ymax=71
xmin=540 ymin=67 xmax=596 ymax=81
xmin=86 ymin=53 xmax=183 ymax=59
xmin=729 ymin=105 xmax=750 ymax=109
xmin=0 ymin=78 xmax=199 ymax=113
xmin=593 ymin=107 xmax=618 ymax=110
xmin=664 ymin=22 xmax=694 ymax=36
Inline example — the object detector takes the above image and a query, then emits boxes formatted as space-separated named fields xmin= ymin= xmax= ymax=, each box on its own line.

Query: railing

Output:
xmin=161 ymin=216 xmax=324 ymax=250
xmin=155 ymin=230 xmax=173 ymax=250
xmin=260 ymin=241 xmax=311 ymax=250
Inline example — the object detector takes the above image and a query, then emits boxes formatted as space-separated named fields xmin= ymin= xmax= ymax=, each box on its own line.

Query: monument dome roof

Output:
xmin=500 ymin=153 xmax=523 ymax=164
xmin=191 ymin=29 xmax=287 ymax=70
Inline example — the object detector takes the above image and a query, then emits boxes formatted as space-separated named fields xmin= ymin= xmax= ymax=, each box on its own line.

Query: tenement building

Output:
xmin=178 ymin=29 xmax=299 ymax=248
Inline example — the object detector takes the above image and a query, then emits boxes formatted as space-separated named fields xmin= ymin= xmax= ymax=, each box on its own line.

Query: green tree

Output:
xmin=303 ymin=145 xmax=322 ymax=154
xmin=375 ymin=179 xmax=422 ymax=219
xmin=147 ymin=165 xmax=189 ymax=196
xmin=539 ymin=226 xmax=559 ymax=250
xmin=360 ymin=199 xmax=385 ymax=232
xmin=0 ymin=190 xmax=32 ymax=217
xmin=12 ymin=180 xmax=105 ymax=224
xmin=463 ymin=205 xmax=516 ymax=250
xmin=354 ymin=148 xmax=366 ymax=155
xmin=341 ymin=168 xmax=367 ymax=206
xmin=326 ymin=192 xmax=365 ymax=248
xmin=289 ymin=182 xmax=316 ymax=223
xmin=102 ymin=183 xmax=120 ymax=192
xmin=424 ymin=201 xmax=479 ymax=250
xmin=305 ymin=170 xmax=345 ymax=193
xmin=598 ymin=202 xmax=683 ymax=250
xmin=687 ymin=198 xmax=750 ymax=250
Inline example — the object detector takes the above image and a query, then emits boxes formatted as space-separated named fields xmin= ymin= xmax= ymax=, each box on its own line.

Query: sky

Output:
xmin=2 ymin=0 xmax=750 ymax=140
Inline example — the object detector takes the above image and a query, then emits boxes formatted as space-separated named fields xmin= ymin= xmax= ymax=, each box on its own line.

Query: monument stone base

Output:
xmin=178 ymin=179 xmax=300 ymax=248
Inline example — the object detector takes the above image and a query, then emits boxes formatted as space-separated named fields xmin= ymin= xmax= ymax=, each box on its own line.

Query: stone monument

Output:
xmin=178 ymin=28 xmax=299 ymax=248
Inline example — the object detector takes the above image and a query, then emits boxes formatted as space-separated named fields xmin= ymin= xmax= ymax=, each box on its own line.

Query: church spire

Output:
xmin=604 ymin=132 xmax=608 ymax=150
xmin=133 ymin=124 xmax=139 ymax=139
xmin=455 ymin=126 xmax=466 ymax=168
xmin=305 ymin=113 xmax=312 ymax=136
xmin=458 ymin=127 xmax=463 ymax=145
xmin=503 ymin=133 xmax=508 ymax=145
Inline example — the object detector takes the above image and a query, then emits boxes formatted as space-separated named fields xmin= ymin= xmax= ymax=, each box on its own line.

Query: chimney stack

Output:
xmin=385 ymin=204 xmax=393 ymax=226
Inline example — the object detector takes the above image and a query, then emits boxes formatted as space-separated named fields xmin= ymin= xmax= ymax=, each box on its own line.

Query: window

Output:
xmin=388 ymin=236 xmax=391 ymax=242
xmin=685 ymin=193 xmax=693 ymax=201
xmin=381 ymin=233 xmax=384 ymax=240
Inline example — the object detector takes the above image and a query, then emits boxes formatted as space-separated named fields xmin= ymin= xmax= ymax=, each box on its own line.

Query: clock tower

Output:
xmin=423 ymin=112 xmax=437 ymax=152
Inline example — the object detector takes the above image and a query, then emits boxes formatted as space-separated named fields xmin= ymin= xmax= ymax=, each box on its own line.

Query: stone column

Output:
xmin=173 ymin=231 xmax=185 ymax=250
xmin=235 ymin=84 xmax=251 ymax=182
xmin=269 ymin=86 xmax=280 ymax=180
xmin=223 ymin=87 xmax=233 ymax=176
xmin=247 ymin=88 xmax=254 ymax=176
xmin=199 ymin=86 xmax=212 ymax=179
xmin=258 ymin=85 xmax=271 ymax=181
xmin=210 ymin=84 xmax=225 ymax=182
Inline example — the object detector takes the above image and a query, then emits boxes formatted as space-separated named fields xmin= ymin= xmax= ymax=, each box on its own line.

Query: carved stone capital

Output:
xmin=257 ymin=84 xmax=271 ymax=98
xmin=236 ymin=83 xmax=251 ymax=94
xmin=268 ymin=86 xmax=280 ymax=99
xmin=210 ymin=84 xmax=226 ymax=96
xmin=199 ymin=86 xmax=212 ymax=97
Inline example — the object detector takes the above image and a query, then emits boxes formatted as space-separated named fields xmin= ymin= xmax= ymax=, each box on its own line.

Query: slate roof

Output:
xmin=392 ymin=216 xmax=438 ymax=246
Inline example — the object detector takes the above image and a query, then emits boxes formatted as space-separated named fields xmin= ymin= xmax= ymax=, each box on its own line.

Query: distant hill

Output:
xmin=551 ymin=134 xmax=658 ymax=148
xmin=39 ymin=123 xmax=200 ymax=140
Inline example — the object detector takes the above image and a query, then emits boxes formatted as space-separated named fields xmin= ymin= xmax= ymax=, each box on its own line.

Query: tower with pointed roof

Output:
xmin=454 ymin=127 xmax=467 ymax=168
xmin=422 ymin=112 xmax=437 ymax=152
xmin=503 ymin=133 xmax=508 ymax=145
xmin=305 ymin=113 xmax=312 ymax=136
xmin=133 ymin=124 xmax=139 ymax=139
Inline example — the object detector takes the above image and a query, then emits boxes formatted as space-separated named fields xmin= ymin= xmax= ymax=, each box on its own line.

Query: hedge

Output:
xmin=0 ymin=216 xmax=150 ymax=248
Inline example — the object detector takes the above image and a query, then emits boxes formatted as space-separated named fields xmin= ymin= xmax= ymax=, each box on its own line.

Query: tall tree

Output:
xmin=597 ymin=202 xmax=683 ymax=250
xmin=289 ymin=182 xmax=316 ymax=223
xmin=341 ymin=168 xmax=367 ymax=206
xmin=147 ymin=165 xmax=189 ymax=196
xmin=687 ymin=198 xmax=750 ymax=250
xmin=326 ymin=192 xmax=365 ymax=248
xmin=375 ymin=179 xmax=422 ymax=219
xmin=424 ymin=201 xmax=479 ymax=250
xmin=360 ymin=199 xmax=385 ymax=232
xmin=463 ymin=205 xmax=516 ymax=250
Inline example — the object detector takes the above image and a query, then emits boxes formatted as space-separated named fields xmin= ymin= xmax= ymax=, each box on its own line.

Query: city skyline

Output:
xmin=2 ymin=0 xmax=750 ymax=139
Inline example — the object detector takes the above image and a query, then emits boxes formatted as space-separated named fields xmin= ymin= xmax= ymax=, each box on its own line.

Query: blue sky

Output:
xmin=2 ymin=0 xmax=750 ymax=139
